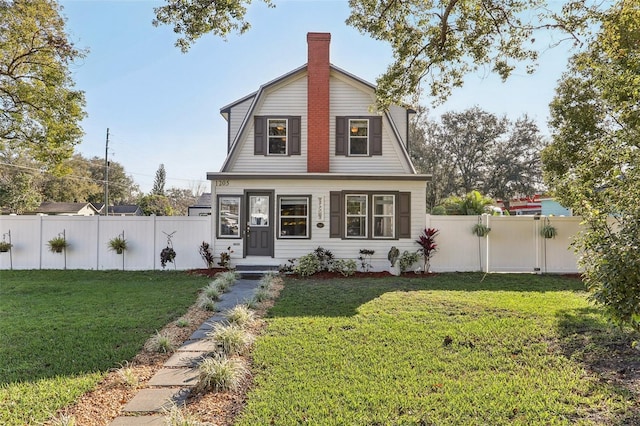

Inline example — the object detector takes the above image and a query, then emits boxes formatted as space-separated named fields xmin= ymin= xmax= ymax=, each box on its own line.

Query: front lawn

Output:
xmin=238 ymin=273 xmax=639 ymax=425
xmin=0 ymin=270 xmax=209 ymax=425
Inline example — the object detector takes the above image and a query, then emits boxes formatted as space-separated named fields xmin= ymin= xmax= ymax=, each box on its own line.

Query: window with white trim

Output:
xmin=373 ymin=195 xmax=395 ymax=238
xmin=349 ymin=119 xmax=368 ymax=155
xmin=279 ymin=196 xmax=310 ymax=238
xmin=268 ymin=118 xmax=287 ymax=155
xmin=345 ymin=194 xmax=368 ymax=238
xmin=218 ymin=196 xmax=241 ymax=238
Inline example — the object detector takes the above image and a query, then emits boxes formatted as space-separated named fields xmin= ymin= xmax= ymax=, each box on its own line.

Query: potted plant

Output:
xmin=540 ymin=223 xmax=558 ymax=239
xmin=0 ymin=241 xmax=11 ymax=253
xmin=48 ymin=236 xmax=68 ymax=253
xmin=472 ymin=223 xmax=491 ymax=237
xmin=108 ymin=235 xmax=128 ymax=254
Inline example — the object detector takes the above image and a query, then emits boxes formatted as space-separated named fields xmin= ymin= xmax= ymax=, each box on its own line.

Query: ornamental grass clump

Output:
xmin=162 ymin=404 xmax=208 ymax=426
xmin=116 ymin=361 xmax=139 ymax=388
xmin=206 ymin=322 xmax=254 ymax=356
xmin=196 ymin=293 xmax=218 ymax=312
xmin=145 ymin=330 xmax=176 ymax=353
xmin=202 ymin=282 xmax=222 ymax=301
xmin=194 ymin=356 xmax=248 ymax=393
xmin=224 ymin=305 xmax=255 ymax=328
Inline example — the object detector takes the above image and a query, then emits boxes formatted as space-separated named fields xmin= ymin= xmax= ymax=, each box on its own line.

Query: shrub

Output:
xmin=314 ymin=246 xmax=335 ymax=271
xmin=293 ymin=253 xmax=322 ymax=276
xmin=199 ymin=241 xmax=215 ymax=268
xmin=217 ymin=270 xmax=239 ymax=286
xmin=399 ymin=251 xmax=420 ymax=273
xmin=331 ymin=259 xmax=357 ymax=276
xmin=206 ymin=323 xmax=254 ymax=356
xmin=224 ymin=305 xmax=255 ymax=328
xmin=218 ymin=246 xmax=234 ymax=269
xmin=416 ymin=228 xmax=439 ymax=273
xmin=194 ymin=356 xmax=248 ymax=393
xmin=358 ymin=249 xmax=375 ymax=272
xmin=145 ymin=331 xmax=176 ymax=353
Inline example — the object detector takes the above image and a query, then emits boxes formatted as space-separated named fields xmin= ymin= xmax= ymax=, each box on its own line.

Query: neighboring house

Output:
xmin=496 ymin=195 xmax=572 ymax=216
xmin=29 ymin=202 xmax=100 ymax=216
xmin=188 ymin=193 xmax=212 ymax=216
xmin=206 ymin=33 xmax=430 ymax=268
xmin=108 ymin=205 xmax=143 ymax=216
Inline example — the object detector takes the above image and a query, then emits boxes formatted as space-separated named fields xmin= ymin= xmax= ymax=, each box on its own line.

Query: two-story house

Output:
xmin=207 ymin=33 xmax=430 ymax=270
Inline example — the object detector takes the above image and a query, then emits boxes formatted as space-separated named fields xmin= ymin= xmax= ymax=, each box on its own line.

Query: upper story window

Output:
xmin=349 ymin=119 xmax=368 ymax=155
xmin=336 ymin=116 xmax=383 ymax=157
xmin=254 ymin=116 xmax=301 ymax=156
xmin=268 ymin=119 xmax=287 ymax=155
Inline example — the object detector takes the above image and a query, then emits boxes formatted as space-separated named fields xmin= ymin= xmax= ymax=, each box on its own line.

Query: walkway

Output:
xmin=108 ymin=278 xmax=261 ymax=425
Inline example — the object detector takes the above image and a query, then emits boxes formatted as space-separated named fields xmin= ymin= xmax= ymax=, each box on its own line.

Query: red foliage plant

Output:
xmin=416 ymin=228 xmax=439 ymax=273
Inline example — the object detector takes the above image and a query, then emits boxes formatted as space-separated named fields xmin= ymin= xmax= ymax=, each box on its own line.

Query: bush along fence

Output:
xmin=0 ymin=214 xmax=583 ymax=273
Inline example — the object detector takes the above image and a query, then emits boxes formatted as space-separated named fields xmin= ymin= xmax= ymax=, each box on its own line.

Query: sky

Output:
xmin=59 ymin=0 xmax=575 ymax=194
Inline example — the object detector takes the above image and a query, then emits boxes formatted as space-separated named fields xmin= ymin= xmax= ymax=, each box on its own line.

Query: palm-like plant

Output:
xmin=416 ymin=228 xmax=439 ymax=273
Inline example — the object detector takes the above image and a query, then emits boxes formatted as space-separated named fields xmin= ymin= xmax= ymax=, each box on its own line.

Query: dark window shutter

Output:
xmin=335 ymin=117 xmax=346 ymax=156
xmin=288 ymin=116 xmax=301 ymax=155
xmin=254 ymin=116 xmax=266 ymax=155
xmin=398 ymin=192 xmax=411 ymax=238
xmin=371 ymin=116 xmax=382 ymax=156
xmin=329 ymin=191 xmax=342 ymax=238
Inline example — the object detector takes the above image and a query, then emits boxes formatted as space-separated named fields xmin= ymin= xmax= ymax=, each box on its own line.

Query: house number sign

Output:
xmin=215 ymin=180 xmax=230 ymax=187
xmin=317 ymin=196 xmax=324 ymax=221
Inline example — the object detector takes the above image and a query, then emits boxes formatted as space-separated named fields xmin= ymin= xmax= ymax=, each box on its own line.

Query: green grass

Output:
xmin=0 ymin=270 xmax=209 ymax=425
xmin=237 ymin=273 xmax=639 ymax=425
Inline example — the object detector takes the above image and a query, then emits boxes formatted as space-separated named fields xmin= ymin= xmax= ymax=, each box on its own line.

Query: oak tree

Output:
xmin=542 ymin=0 xmax=640 ymax=330
xmin=0 ymin=0 xmax=85 ymax=172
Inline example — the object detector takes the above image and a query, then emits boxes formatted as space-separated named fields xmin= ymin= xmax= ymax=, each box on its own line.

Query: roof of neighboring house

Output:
xmin=32 ymin=202 xmax=99 ymax=214
xmin=193 ymin=193 xmax=212 ymax=206
xmin=108 ymin=205 xmax=142 ymax=215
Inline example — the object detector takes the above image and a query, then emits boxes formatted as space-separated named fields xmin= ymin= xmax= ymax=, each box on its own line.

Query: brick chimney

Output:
xmin=307 ymin=32 xmax=331 ymax=173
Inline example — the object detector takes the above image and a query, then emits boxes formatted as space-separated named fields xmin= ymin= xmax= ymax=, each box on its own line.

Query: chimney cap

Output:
xmin=307 ymin=32 xmax=331 ymax=41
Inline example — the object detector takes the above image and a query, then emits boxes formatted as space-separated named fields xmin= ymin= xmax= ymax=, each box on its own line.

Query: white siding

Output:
xmin=228 ymin=96 xmax=254 ymax=150
xmin=329 ymin=77 xmax=411 ymax=174
xmin=228 ymin=76 xmax=308 ymax=172
xmin=212 ymin=177 xmax=427 ymax=270
xmin=389 ymin=105 xmax=408 ymax=147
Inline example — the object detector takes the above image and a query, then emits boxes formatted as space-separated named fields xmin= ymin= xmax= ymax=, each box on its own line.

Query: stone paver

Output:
xmin=148 ymin=368 xmax=199 ymax=387
xmin=164 ymin=351 xmax=209 ymax=367
xmin=177 ymin=338 xmax=219 ymax=352
xmin=109 ymin=416 xmax=165 ymax=426
xmin=123 ymin=388 xmax=189 ymax=412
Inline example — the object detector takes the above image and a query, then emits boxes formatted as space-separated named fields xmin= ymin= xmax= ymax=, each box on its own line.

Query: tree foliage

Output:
xmin=542 ymin=0 xmax=640 ymax=330
xmin=152 ymin=163 xmax=166 ymax=196
xmin=411 ymin=107 xmax=545 ymax=210
xmin=153 ymin=0 xmax=599 ymax=108
xmin=0 ymin=0 xmax=85 ymax=172
xmin=166 ymin=187 xmax=198 ymax=216
xmin=153 ymin=0 xmax=273 ymax=53
xmin=139 ymin=194 xmax=173 ymax=216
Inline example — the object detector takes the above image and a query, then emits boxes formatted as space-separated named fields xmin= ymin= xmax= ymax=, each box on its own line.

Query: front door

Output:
xmin=246 ymin=191 xmax=273 ymax=257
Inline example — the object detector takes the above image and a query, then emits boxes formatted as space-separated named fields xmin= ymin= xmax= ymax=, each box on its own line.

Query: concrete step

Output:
xmin=234 ymin=264 xmax=280 ymax=279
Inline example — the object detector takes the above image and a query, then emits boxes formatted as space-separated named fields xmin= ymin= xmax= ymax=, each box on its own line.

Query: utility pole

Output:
xmin=104 ymin=128 xmax=109 ymax=216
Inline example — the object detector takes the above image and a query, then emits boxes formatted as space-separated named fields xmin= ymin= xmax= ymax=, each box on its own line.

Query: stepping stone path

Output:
xmin=108 ymin=277 xmax=262 ymax=425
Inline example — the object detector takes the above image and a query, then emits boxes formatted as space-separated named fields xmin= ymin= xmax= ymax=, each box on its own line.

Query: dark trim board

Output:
xmin=208 ymin=172 xmax=431 ymax=182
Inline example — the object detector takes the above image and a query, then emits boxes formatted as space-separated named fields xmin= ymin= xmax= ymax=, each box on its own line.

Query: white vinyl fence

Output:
xmin=0 ymin=214 xmax=583 ymax=273
xmin=427 ymin=215 xmax=582 ymax=274
xmin=0 ymin=215 xmax=211 ymax=271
